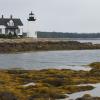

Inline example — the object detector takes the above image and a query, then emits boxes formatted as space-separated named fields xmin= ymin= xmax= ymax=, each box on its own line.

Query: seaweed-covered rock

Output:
xmin=0 ymin=92 xmax=18 ymax=100
xmin=76 ymin=94 xmax=100 ymax=100
xmin=89 ymin=62 xmax=100 ymax=69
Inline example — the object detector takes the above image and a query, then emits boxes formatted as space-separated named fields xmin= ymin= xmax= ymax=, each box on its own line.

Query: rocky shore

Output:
xmin=0 ymin=38 xmax=99 ymax=53
xmin=0 ymin=62 xmax=99 ymax=100
xmin=76 ymin=94 xmax=100 ymax=100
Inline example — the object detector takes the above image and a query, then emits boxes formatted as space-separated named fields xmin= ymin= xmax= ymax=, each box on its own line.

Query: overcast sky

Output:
xmin=0 ymin=0 xmax=100 ymax=33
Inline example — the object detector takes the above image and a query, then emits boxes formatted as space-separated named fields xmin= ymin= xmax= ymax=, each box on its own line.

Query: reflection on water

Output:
xmin=0 ymin=50 xmax=99 ymax=70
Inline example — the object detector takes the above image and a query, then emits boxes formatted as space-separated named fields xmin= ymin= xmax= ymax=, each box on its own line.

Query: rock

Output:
xmin=0 ymin=92 xmax=18 ymax=100
xmin=22 ymin=82 xmax=36 ymax=87
xmin=76 ymin=94 xmax=100 ymax=100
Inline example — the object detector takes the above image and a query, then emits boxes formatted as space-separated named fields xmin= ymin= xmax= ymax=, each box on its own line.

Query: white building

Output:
xmin=0 ymin=15 xmax=23 ymax=36
xmin=27 ymin=12 xmax=37 ymax=38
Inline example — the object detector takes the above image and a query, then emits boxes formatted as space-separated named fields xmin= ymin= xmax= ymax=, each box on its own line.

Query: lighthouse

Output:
xmin=27 ymin=11 xmax=37 ymax=38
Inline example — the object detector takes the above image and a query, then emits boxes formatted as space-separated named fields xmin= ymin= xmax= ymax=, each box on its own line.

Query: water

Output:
xmin=77 ymin=39 xmax=100 ymax=44
xmin=0 ymin=50 xmax=100 ymax=70
xmin=69 ymin=38 xmax=100 ymax=44
xmin=64 ymin=83 xmax=100 ymax=100
xmin=49 ymin=38 xmax=100 ymax=44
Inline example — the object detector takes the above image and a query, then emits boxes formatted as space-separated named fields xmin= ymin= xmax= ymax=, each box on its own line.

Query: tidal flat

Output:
xmin=0 ymin=62 xmax=100 ymax=100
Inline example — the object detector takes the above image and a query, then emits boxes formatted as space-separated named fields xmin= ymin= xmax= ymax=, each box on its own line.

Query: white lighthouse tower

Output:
xmin=27 ymin=11 xmax=37 ymax=38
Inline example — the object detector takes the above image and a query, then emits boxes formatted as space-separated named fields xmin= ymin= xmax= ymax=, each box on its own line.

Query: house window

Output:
xmin=5 ymin=29 xmax=8 ymax=34
xmin=7 ymin=20 xmax=14 ymax=26
xmin=18 ymin=29 xmax=20 ymax=33
xmin=0 ymin=29 xmax=2 ymax=34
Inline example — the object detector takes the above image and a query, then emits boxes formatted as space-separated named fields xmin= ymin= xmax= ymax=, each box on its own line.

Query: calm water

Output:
xmin=64 ymin=83 xmax=100 ymax=100
xmin=0 ymin=50 xmax=100 ymax=70
xmin=70 ymin=38 xmax=100 ymax=43
xmin=54 ymin=38 xmax=100 ymax=44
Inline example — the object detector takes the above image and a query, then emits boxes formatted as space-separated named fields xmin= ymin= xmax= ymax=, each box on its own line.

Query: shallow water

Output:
xmin=70 ymin=38 xmax=100 ymax=44
xmin=0 ymin=50 xmax=100 ymax=70
xmin=0 ymin=38 xmax=100 ymax=70
xmin=64 ymin=83 xmax=100 ymax=100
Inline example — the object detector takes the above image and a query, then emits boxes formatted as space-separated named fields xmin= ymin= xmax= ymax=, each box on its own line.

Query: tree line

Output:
xmin=37 ymin=31 xmax=100 ymax=38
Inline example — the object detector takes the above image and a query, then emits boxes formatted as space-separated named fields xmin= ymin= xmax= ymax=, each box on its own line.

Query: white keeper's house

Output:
xmin=0 ymin=15 xmax=23 ymax=35
xmin=0 ymin=12 xmax=37 ymax=38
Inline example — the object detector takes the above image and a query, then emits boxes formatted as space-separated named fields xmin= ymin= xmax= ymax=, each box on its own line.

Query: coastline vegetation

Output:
xmin=0 ymin=62 xmax=100 ymax=99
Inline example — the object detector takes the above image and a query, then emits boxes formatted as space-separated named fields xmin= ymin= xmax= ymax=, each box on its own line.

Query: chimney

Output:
xmin=2 ymin=15 xmax=4 ymax=19
xmin=10 ymin=15 xmax=13 ymax=19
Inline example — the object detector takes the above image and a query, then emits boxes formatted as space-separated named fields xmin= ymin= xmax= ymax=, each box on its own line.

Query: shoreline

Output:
xmin=0 ymin=38 xmax=100 ymax=53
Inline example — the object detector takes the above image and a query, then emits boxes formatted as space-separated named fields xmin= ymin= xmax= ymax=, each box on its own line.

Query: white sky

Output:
xmin=0 ymin=0 xmax=100 ymax=33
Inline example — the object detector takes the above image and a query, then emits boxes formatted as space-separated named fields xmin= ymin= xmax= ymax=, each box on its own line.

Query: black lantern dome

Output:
xmin=28 ymin=11 xmax=36 ymax=21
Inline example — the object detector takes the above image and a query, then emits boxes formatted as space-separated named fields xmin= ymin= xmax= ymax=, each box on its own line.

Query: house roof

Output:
xmin=6 ymin=26 xmax=18 ymax=29
xmin=0 ymin=18 xmax=23 ymax=26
